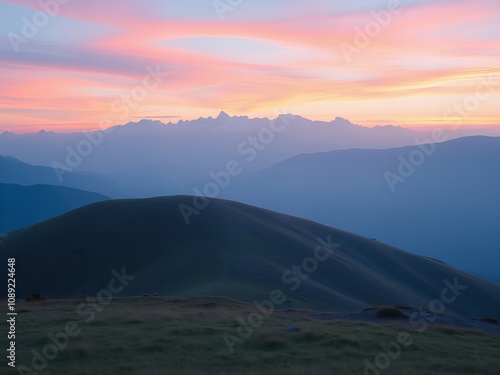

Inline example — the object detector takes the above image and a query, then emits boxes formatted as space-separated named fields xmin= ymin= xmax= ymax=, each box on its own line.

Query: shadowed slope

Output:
xmin=222 ymin=136 xmax=500 ymax=283
xmin=1 ymin=196 xmax=498 ymax=318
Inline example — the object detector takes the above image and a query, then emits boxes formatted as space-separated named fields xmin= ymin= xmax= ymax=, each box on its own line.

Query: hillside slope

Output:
xmin=1 ymin=196 xmax=498 ymax=318
xmin=0 ymin=155 xmax=119 ymax=196
xmin=222 ymin=136 xmax=500 ymax=283
xmin=0 ymin=155 xmax=177 ymax=198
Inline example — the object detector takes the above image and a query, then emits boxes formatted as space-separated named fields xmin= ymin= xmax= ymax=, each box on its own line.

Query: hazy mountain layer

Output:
xmin=221 ymin=136 xmax=500 ymax=283
xmin=0 ymin=183 xmax=109 ymax=233
xmin=0 ymin=114 xmax=472 ymax=183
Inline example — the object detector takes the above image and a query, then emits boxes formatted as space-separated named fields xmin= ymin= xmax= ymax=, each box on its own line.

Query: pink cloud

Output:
xmin=1 ymin=0 xmax=499 ymax=132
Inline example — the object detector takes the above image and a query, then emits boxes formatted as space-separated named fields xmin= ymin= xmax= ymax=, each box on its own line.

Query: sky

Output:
xmin=0 ymin=0 xmax=499 ymax=133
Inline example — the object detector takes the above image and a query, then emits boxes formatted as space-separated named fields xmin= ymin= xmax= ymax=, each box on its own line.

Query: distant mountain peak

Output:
xmin=278 ymin=113 xmax=302 ymax=120
xmin=216 ymin=111 xmax=231 ymax=120
xmin=332 ymin=117 xmax=357 ymax=127
xmin=116 ymin=119 xmax=167 ymax=130
xmin=136 ymin=119 xmax=165 ymax=126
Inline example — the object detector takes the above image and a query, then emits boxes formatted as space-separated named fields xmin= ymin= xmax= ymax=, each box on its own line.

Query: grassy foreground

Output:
xmin=3 ymin=297 xmax=500 ymax=375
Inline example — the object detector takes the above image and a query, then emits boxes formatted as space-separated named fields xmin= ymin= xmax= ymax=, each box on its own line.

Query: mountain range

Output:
xmin=0 ymin=113 xmax=490 ymax=184
xmin=1 ymin=131 xmax=499 ymax=283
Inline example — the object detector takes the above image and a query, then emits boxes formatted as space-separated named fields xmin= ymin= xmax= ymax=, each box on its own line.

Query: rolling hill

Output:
xmin=1 ymin=196 xmax=498 ymax=319
xmin=222 ymin=136 xmax=500 ymax=283
xmin=0 ymin=183 xmax=110 ymax=233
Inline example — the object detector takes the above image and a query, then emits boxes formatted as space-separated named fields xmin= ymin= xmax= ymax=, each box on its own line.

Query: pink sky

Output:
xmin=0 ymin=0 xmax=499 ymax=133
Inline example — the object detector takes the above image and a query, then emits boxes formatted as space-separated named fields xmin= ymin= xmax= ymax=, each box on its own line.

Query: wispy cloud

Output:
xmin=131 ymin=115 xmax=180 ymax=119
xmin=0 ymin=0 xmax=499 ymax=132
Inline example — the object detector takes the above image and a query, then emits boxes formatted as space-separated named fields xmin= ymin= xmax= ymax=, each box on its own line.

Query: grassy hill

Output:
xmin=5 ymin=297 xmax=500 ymax=375
xmin=1 ymin=297 xmax=500 ymax=375
xmin=1 ymin=196 xmax=499 ymax=319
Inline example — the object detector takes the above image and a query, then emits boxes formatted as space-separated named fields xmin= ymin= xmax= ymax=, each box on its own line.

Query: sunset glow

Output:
xmin=0 ymin=0 xmax=499 ymax=133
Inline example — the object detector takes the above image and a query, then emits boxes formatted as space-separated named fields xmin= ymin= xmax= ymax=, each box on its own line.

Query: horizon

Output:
xmin=1 ymin=0 xmax=500 ymax=133
xmin=1 ymin=2 xmax=500 ymax=372
xmin=2 ymin=111 xmax=500 ymax=136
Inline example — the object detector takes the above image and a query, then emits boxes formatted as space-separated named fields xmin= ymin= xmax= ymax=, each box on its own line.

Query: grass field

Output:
xmin=4 ymin=296 xmax=500 ymax=375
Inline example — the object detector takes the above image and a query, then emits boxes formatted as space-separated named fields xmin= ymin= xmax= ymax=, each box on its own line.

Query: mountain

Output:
xmin=0 ymin=114 xmax=477 ymax=185
xmin=221 ymin=136 xmax=500 ymax=283
xmin=0 ymin=155 xmax=117 ymax=194
xmin=1 ymin=196 xmax=498 ymax=319
xmin=0 ymin=155 xmax=177 ymax=198
xmin=0 ymin=183 xmax=110 ymax=233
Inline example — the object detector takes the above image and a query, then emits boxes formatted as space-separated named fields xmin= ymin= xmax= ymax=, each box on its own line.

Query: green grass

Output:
xmin=4 ymin=297 xmax=500 ymax=375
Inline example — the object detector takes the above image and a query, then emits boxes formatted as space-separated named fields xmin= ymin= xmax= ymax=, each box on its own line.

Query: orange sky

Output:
xmin=0 ymin=0 xmax=499 ymax=133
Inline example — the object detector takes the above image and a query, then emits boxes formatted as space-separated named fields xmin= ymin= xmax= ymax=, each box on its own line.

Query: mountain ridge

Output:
xmin=3 ymin=114 xmax=490 ymax=184
xmin=221 ymin=136 xmax=500 ymax=283
xmin=0 ymin=183 xmax=110 ymax=233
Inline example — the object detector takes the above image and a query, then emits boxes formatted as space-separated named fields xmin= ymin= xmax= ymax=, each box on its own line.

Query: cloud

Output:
xmin=0 ymin=0 xmax=499 ymax=132
xmin=131 ymin=115 xmax=180 ymax=119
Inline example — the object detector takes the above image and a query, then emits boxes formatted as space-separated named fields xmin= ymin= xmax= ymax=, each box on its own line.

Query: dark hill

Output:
xmin=1 ymin=196 xmax=498 ymax=319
